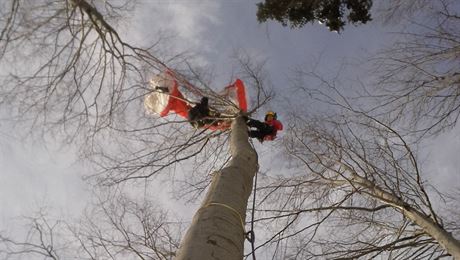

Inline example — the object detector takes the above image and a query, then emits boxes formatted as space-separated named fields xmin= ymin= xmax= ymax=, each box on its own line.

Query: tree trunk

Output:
xmin=175 ymin=116 xmax=258 ymax=260
xmin=403 ymin=205 xmax=460 ymax=258
xmin=351 ymin=173 xmax=460 ymax=258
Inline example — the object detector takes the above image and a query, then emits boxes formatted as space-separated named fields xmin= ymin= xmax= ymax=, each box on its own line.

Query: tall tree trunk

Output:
xmin=176 ymin=116 xmax=258 ymax=260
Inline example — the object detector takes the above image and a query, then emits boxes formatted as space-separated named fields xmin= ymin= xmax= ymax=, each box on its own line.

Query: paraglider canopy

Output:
xmin=220 ymin=79 xmax=247 ymax=113
xmin=144 ymin=71 xmax=190 ymax=119
xmin=144 ymin=70 xmax=248 ymax=130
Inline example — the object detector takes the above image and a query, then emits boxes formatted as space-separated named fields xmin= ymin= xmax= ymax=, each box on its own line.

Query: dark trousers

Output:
xmin=247 ymin=119 xmax=274 ymax=139
xmin=188 ymin=97 xmax=219 ymax=128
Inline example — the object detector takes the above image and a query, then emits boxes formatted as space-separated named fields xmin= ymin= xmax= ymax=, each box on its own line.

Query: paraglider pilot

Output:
xmin=246 ymin=111 xmax=283 ymax=142
xmin=188 ymin=97 xmax=221 ymax=129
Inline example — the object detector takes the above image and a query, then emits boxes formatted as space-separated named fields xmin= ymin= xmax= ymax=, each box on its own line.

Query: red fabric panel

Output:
xmin=160 ymin=80 xmax=190 ymax=119
xmin=234 ymin=79 xmax=248 ymax=112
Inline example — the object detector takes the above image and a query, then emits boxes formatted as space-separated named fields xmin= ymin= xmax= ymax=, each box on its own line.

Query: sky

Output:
xmin=0 ymin=0 xmax=459 ymax=257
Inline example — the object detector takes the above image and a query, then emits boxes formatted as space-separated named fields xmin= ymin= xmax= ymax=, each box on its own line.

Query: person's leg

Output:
xmin=260 ymin=124 xmax=274 ymax=135
xmin=188 ymin=97 xmax=209 ymax=121
xmin=247 ymin=119 xmax=265 ymax=129
xmin=248 ymin=130 xmax=265 ymax=142
xmin=188 ymin=107 xmax=204 ymax=128
xmin=248 ymin=130 xmax=262 ymax=138
xmin=248 ymin=119 xmax=274 ymax=134
xmin=200 ymin=97 xmax=208 ymax=107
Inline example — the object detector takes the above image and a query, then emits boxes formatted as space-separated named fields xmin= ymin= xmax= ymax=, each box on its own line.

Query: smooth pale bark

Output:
xmin=349 ymin=172 xmax=460 ymax=258
xmin=176 ymin=116 xmax=258 ymax=260
xmin=403 ymin=207 xmax=460 ymax=258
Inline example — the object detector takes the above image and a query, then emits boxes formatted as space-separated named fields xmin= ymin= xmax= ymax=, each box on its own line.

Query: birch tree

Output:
xmin=249 ymin=19 xmax=460 ymax=255
xmin=271 ymin=110 xmax=460 ymax=259
xmin=176 ymin=116 xmax=258 ymax=259
xmin=244 ymin=67 xmax=460 ymax=258
xmin=250 ymin=1 xmax=460 ymax=251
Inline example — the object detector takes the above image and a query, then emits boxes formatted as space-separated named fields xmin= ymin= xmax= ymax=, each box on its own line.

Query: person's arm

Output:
xmin=275 ymin=120 xmax=283 ymax=131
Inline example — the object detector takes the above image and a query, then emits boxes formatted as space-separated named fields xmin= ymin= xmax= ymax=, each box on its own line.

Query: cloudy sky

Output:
xmin=1 ymin=0 xmax=459 ymax=256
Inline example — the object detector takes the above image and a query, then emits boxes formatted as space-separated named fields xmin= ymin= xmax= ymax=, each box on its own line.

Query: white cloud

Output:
xmin=132 ymin=1 xmax=222 ymax=52
xmin=423 ymin=124 xmax=460 ymax=191
xmin=167 ymin=1 xmax=221 ymax=42
xmin=0 ymin=132 xmax=89 ymax=227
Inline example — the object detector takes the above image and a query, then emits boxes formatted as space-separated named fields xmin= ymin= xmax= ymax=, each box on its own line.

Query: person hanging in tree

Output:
xmin=246 ymin=111 xmax=283 ymax=142
xmin=187 ymin=97 xmax=227 ymax=129
xmin=145 ymin=71 xmax=249 ymax=131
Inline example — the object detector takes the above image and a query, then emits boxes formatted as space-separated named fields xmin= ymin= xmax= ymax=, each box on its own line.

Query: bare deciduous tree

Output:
xmin=2 ymin=0 xmax=459 ymax=259
xmin=176 ymin=117 xmax=258 ymax=259
xmin=0 ymin=193 xmax=182 ymax=259
xmin=371 ymin=0 xmax=460 ymax=137
xmin=0 ymin=0 xmax=270 ymax=185
xmin=249 ymin=53 xmax=460 ymax=258
xmin=279 ymin=111 xmax=459 ymax=258
xmin=0 ymin=1 xmax=267 ymax=259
